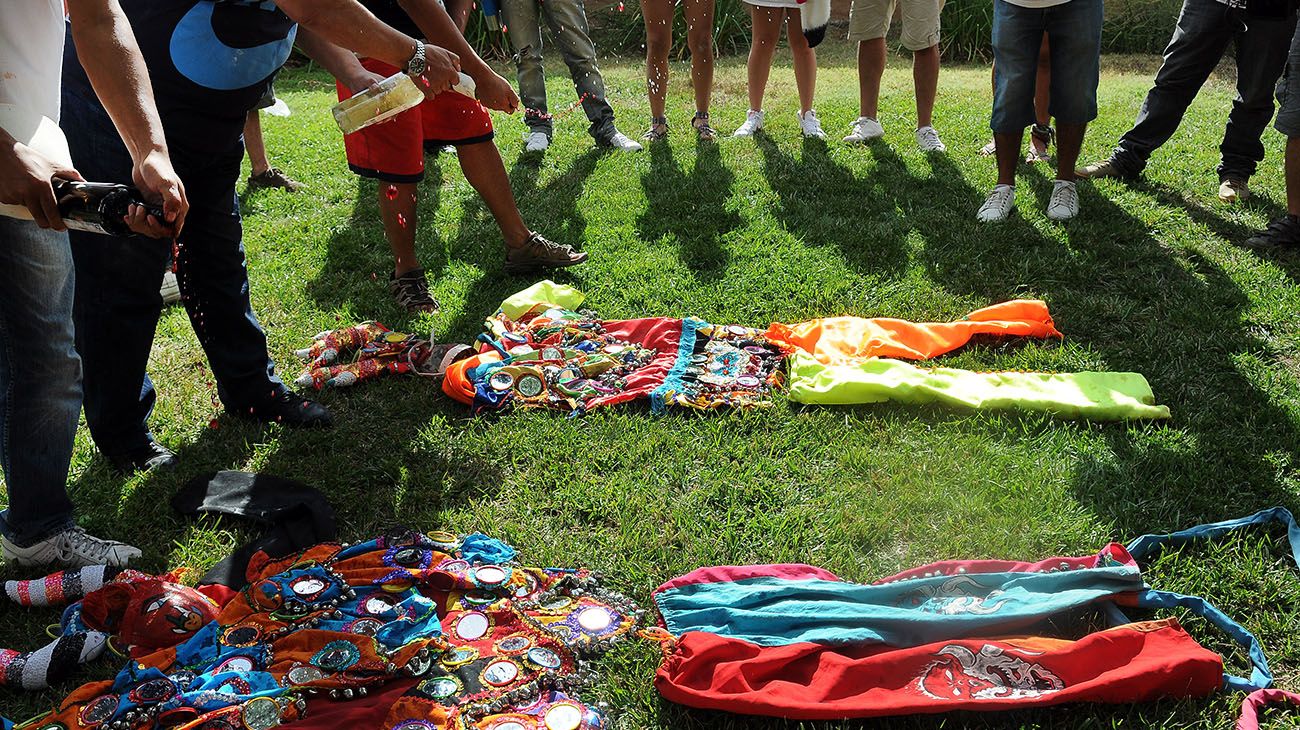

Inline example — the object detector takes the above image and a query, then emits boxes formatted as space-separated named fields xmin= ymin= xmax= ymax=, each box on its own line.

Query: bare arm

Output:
xmin=295 ymin=28 xmax=375 ymax=90
xmin=66 ymin=0 xmax=187 ymax=235
xmin=397 ymin=0 xmax=520 ymax=113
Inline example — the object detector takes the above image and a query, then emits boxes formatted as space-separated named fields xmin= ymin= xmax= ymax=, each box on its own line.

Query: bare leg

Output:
xmin=244 ymin=111 xmax=271 ymax=176
xmin=642 ymin=0 xmax=674 ymax=118
xmin=378 ymin=182 xmax=420 ymax=276
xmin=788 ymin=8 xmax=816 ymax=114
xmin=747 ymin=5 xmax=783 ymax=112
xmin=994 ymin=131 xmax=1023 ymax=186
xmin=455 ymin=141 xmax=531 ymax=248
xmin=1055 ymin=122 xmax=1086 ymax=182
xmin=1030 ymin=35 xmax=1052 ymax=156
xmin=913 ymin=44 xmax=939 ymax=128
xmin=683 ymin=0 xmax=716 ymax=114
xmin=857 ymin=37 xmax=886 ymax=119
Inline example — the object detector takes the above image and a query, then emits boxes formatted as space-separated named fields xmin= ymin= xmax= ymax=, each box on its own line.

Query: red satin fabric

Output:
xmin=655 ymin=619 xmax=1223 ymax=720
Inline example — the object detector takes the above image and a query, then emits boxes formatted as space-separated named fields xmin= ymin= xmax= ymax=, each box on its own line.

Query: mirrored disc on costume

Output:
xmin=736 ymin=375 xmax=761 ymax=388
xmin=544 ymin=703 xmax=585 ymax=730
xmin=515 ymin=374 xmax=544 ymax=397
xmin=474 ymin=565 xmax=508 ymax=585
xmin=483 ymin=659 xmax=520 ymax=686
xmin=426 ymin=530 xmax=459 ymax=545
xmin=604 ymin=344 xmax=626 ymax=354
xmin=384 ymin=332 xmax=407 ymax=343
xmin=541 ymin=347 xmax=563 ymax=360
xmin=222 ymin=624 xmax=262 ymax=647
xmin=489 ymin=721 xmax=528 ymax=730
xmin=288 ymin=665 xmax=326 ymax=685
xmin=80 ymin=694 xmax=119 ymax=724
xmin=455 ymin=611 xmax=490 ymax=640
xmin=727 ymin=325 xmax=748 ymax=336
xmin=496 ymin=635 xmax=531 ymax=653
xmin=241 ymin=697 xmax=282 ymax=730
xmin=420 ymin=675 xmax=460 ymax=699
xmin=290 ymin=576 xmax=327 ymax=597
xmin=490 ymin=371 xmax=515 ymax=391
xmin=577 ymin=606 xmax=613 ymax=632
xmin=527 ymin=647 xmax=562 ymax=669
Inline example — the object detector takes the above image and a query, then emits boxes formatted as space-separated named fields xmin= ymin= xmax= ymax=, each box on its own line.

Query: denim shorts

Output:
xmin=1277 ymin=21 xmax=1300 ymax=137
xmin=991 ymin=0 xmax=1104 ymax=132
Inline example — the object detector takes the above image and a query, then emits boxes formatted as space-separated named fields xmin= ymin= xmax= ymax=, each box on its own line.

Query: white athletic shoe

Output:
xmin=160 ymin=270 xmax=181 ymax=306
xmin=2 ymin=526 xmax=141 ymax=570
xmin=915 ymin=125 xmax=946 ymax=152
xmin=843 ymin=116 xmax=885 ymax=144
xmin=604 ymin=131 xmax=643 ymax=152
xmin=977 ymin=184 xmax=1017 ymax=223
xmin=1046 ymin=180 xmax=1080 ymax=221
xmin=525 ymin=132 xmax=550 ymax=153
xmin=733 ymin=109 xmax=764 ymax=137
xmin=798 ymin=110 xmax=826 ymax=139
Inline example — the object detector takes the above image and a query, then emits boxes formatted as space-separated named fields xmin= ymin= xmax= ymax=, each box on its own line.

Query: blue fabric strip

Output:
xmin=1131 ymin=589 xmax=1272 ymax=692
xmin=656 ymin=567 xmax=1144 ymax=648
xmin=1126 ymin=507 xmax=1300 ymax=568
xmin=650 ymin=317 xmax=704 ymax=414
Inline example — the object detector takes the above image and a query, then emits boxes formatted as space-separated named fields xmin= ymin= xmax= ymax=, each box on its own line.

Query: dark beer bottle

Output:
xmin=53 ymin=179 xmax=165 ymax=236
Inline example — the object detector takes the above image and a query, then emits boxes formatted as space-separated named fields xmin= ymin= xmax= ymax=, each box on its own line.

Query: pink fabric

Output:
xmin=1238 ymin=689 xmax=1300 ymax=730
xmin=875 ymin=544 xmax=1138 ymax=584
xmin=653 ymin=564 xmax=845 ymax=599
xmin=587 ymin=317 xmax=684 ymax=409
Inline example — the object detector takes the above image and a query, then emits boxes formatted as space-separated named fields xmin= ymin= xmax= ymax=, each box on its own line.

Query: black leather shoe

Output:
xmin=106 ymin=441 xmax=179 ymax=476
xmin=235 ymin=391 xmax=333 ymax=428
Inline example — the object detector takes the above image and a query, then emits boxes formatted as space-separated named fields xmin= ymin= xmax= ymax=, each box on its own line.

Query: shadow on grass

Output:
xmin=636 ymin=140 xmax=741 ymax=278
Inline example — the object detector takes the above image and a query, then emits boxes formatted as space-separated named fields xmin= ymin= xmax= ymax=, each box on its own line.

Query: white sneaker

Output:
xmin=1046 ymin=179 xmax=1080 ymax=221
xmin=977 ymin=184 xmax=1016 ymax=223
xmin=604 ymin=131 xmax=643 ymax=152
xmin=843 ymin=116 xmax=884 ymax=144
xmin=798 ymin=110 xmax=826 ymax=139
xmin=915 ymin=126 xmax=946 ymax=152
xmin=2 ymin=526 xmax=141 ymax=569
xmin=160 ymin=270 xmax=181 ymax=306
xmin=525 ymin=132 xmax=550 ymax=153
xmin=733 ymin=109 xmax=764 ymax=137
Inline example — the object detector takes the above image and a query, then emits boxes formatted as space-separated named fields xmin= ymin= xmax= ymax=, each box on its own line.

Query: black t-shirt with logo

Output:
xmin=359 ymin=0 xmax=424 ymax=39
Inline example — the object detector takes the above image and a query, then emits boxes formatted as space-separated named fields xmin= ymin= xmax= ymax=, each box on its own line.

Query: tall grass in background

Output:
xmin=942 ymin=0 xmax=1183 ymax=61
xmin=594 ymin=0 xmax=753 ymax=57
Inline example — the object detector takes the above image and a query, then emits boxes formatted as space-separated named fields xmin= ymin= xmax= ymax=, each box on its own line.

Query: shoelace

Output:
xmin=981 ymin=187 xmax=1015 ymax=213
xmin=57 ymin=527 xmax=114 ymax=563
xmin=918 ymin=128 xmax=941 ymax=147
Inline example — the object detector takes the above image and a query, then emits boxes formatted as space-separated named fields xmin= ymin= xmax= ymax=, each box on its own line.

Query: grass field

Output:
xmin=4 ymin=46 xmax=1300 ymax=728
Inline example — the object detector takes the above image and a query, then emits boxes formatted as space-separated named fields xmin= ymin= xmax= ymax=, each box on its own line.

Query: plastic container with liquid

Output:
xmin=332 ymin=72 xmax=478 ymax=135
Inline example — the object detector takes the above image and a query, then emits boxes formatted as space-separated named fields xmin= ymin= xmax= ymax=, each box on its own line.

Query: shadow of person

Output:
xmin=306 ymin=163 xmax=447 ymax=319
xmin=636 ymin=140 xmax=740 ymax=278
xmin=753 ymin=133 xmax=910 ymax=281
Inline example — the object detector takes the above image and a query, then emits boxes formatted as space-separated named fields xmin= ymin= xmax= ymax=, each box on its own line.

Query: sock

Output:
xmin=0 ymin=631 xmax=108 ymax=690
xmin=4 ymin=566 xmax=118 ymax=608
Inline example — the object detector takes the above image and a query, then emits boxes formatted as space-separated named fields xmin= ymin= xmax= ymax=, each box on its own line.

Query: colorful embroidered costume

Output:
xmin=652 ymin=509 xmax=1296 ymax=722
xmin=21 ymin=531 xmax=639 ymax=730
xmin=294 ymin=322 xmax=466 ymax=390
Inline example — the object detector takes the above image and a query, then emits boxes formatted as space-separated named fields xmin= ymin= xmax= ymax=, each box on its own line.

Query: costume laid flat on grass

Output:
xmin=652 ymin=509 xmax=1299 ymax=723
xmin=10 ymin=531 xmax=638 ymax=730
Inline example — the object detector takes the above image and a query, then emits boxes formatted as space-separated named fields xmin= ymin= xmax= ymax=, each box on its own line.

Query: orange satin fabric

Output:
xmin=765 ymin=300 xmax=1062 ymax=366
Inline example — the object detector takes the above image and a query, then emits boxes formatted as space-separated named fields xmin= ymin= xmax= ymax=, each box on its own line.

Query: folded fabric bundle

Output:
xmin=653 ymin=509 xmax=1297 ymax=723
xmin=785 ymin=352 xmax=1172 ymax=419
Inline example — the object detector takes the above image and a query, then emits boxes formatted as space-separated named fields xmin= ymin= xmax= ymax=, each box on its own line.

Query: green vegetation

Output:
xmin=2 ymin=51 xmax=1299 ymax=728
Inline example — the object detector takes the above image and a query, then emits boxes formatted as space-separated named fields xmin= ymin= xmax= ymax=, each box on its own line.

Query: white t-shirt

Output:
xmin=0 ymin=0 xmax=66 ymax=122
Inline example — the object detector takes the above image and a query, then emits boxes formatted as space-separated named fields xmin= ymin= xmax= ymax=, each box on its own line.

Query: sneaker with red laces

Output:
xmin=247 ymin=167 xmax=304 ymax=192
xmin=504 ymin=233 xmax=587 ymax=273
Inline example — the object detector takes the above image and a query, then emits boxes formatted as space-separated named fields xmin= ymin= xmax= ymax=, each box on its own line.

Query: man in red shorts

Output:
xmin=299 ymin=0 xmax=585 ymax=314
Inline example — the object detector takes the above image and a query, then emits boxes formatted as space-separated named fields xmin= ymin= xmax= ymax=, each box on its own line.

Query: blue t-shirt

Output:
xmin=63 ymin=0 xmax=297 ymax=155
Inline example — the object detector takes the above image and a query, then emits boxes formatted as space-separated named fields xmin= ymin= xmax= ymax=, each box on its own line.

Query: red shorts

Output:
xmin=337 ymin=58 xmax=494 ymax=183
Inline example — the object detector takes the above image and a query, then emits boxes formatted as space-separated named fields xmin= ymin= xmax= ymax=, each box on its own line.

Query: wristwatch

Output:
xmin=405 ymin=43 xmax=427 ymax=77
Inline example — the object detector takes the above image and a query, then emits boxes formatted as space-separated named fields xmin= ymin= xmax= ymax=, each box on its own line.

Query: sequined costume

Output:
xmin=22 ymin=531 xmax=640 ymax=729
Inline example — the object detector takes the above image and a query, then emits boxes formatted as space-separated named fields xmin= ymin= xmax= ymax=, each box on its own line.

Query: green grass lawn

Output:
xmin=4 ymin=47 xmax=1300 ymax=728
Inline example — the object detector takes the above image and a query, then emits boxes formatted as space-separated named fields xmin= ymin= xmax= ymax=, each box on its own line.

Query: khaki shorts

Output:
xmin=848 ymin=0 xmax=943 ymax=49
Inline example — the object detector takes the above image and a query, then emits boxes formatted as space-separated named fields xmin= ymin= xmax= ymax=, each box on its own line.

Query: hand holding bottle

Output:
xmin=414 ymin=43 xmax=461 ymax=97
xmin=129 ymin=148 xmax=188 ymax=238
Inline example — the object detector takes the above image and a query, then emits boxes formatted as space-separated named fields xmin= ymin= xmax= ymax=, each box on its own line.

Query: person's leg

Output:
xmin=746 ymin=5 xmax=784 ymax=114
xmin=857 ymin=38 xmax=887 ymax=119
xmin=244 ymin=111 xmax=271 ymax=177
xmin=456 ymin=141 xmax=532 ymax=247
xmin=0 ymin=219 xmax=78 ymax=548
xmin=788 ymin=7 xmax=818 ymax=114
xmin=683 ymin=0 xmax=716 ymax=115
xmin=501 ymin=0 xmax=553 ymax=139
xmin=540 ymin=0 xmax=619 ymax=143
xmin=641 ymin=0 xmax=674 ymax=120
xmin=1290 ymin=138 xmax=1300 ymax=216
xmin=1108 ymin=0 xmax=1232 ymax=175
xmin=990 ymin=0 xmax=1039 ymax=187
xmin=899 ymin=0 xmax=943 ymax=128
xmin=1218 ymin=8 xmax=1295 ymax=183
xmin=1046 ymin=0 xmax=1101 ymax=183
xmin=912 ymin=45 xmax=939 ymax=128
xmin=1246 ymin=29 xmax=1300 ymax=247
xmin=1034 ymin=34 xmax=1051 ymax=126
xmin=379 ymin=182 xmax=421 ymax=276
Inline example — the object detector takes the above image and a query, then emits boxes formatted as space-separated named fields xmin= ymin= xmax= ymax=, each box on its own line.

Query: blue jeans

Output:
xmin=500 ymin=0 xmax=617 ymax=141
xmin=60 ymin=89 xmax=287 ymax=456
xmin=991 ymin=0 xmax=1103 ymax=133
xmin=1112 ymin=0 xmax=1296 ymax=179
xmin=0 ymin=218 xmax=79 ymax=547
